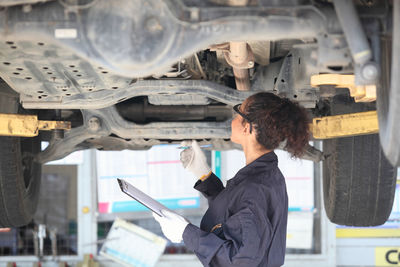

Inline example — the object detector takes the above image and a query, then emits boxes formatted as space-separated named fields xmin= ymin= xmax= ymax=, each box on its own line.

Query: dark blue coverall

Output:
xmin=182 ymin=151 xmax=288 ymax=267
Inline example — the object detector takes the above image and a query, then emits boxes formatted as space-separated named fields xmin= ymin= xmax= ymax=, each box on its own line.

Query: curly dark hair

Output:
xmin=242 ymin=92 xmax=310 ymax=158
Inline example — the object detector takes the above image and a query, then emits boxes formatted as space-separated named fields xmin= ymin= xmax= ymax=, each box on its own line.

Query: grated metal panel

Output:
xmin=0 ymin=39 xmax=132 ymax=101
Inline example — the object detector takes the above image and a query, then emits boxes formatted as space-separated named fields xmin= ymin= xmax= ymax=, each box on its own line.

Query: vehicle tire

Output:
xmin=376 ymin=2 xmax=400 ymax=167
xmin=0 ymin=81 xmax=42 ymax=227
xmin=323 ymin=134 xmax=397 ymax=226
xmin=322 ymin=96 xmax=397 ymax=226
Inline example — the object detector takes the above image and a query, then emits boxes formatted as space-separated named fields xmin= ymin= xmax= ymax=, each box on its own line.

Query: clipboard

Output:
xmin=117 ymin=178 xmax=173 ymax=217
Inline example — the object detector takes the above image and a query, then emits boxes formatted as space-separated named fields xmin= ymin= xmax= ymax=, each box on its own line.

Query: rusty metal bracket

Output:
xmin=0 ymin=113 xmax=71 ymax=137
xmin=311 ymin=110 xmax=379 ymax=139
xmin=310 ymin=74 xmax=376 ymax=102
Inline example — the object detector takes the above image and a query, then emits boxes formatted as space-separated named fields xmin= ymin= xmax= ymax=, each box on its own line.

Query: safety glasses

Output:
xmin=233 ymin=104 xmax=253 ymax=134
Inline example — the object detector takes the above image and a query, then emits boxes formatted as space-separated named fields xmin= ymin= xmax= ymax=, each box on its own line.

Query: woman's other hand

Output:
xmin=153 ymin=210 xmax=189 ymax=243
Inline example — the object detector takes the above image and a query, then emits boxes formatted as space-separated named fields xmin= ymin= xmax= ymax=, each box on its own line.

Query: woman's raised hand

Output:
xmin=180 ymin=140 xmax=212 ymax=181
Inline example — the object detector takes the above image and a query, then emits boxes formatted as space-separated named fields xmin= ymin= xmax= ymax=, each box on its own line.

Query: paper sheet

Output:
xmin=100 ymin=218 xmax=167 ymax=267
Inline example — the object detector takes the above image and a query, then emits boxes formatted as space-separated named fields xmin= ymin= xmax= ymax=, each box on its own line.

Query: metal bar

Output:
xmin=38 ymin=120 xmax=71 ymax=131
xmin=229 ymin=42 xmax=251 ymax=91
xmin=21 ymin=80 xmax=254 ymax=109
xmin=310 ymin=74 xmax=376 ymax=102
xmin=0 ymin=113 xmax=71 ymax=137
xmin=0 ymin=114 xmax=39 ymax=137
xmin=310 ymin=74 xmax=355 ymax=87
xmin=333 ymin=0 xmax=372 ymax=65
xmin=311 ymin=111 xmax=379 ymax=139
xmin=77 ymin=150 xmax=99 ymax=258
xmin=117 ymin=102 xmax=233 ymax=123
xmin=233 ymin=68 xmax=250 ymax=91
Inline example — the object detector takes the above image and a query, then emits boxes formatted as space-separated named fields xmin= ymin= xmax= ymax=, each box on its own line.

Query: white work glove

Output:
xmin=180 ymin=140 xmax=212 ymax=181
xmin=153 ymin=210 xmax=189 ymax=243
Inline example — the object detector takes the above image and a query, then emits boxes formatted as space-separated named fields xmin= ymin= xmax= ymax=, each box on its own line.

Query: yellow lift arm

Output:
xmin=0 ymin=111 xmax=378 ymax=139
xmin=310 ymin=74 xmax=376 ymax=102
xmin=311 ymin=110 xmax=379 ymax=139
xmin=310 ymin=73 xmax=379 ymax=139
xmin=0 ymin=113 xmax=71 ymax=137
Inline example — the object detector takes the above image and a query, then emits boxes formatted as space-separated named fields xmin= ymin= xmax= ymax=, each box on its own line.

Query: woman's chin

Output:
xmin=230 ymin=136 xmax=239 ymax=145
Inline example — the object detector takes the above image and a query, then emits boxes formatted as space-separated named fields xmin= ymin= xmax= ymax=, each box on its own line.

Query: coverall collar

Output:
xmin=226 ymin=151 xmax=278 ymax=188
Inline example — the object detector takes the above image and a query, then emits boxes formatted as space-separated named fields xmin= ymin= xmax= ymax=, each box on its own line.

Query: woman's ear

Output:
xmin=243 ymin=122 xmax=250 ymax=135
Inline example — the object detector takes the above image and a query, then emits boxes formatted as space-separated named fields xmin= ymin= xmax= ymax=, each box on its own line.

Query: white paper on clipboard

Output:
xmin=100 ymin=218 xmax=167 ymax=267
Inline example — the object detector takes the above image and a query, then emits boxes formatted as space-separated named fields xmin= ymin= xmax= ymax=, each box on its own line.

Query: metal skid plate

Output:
xmin=0 ymin=40 xmax=133 ymax=106
xmin=0 ymin=0 xmax=341 ymax=109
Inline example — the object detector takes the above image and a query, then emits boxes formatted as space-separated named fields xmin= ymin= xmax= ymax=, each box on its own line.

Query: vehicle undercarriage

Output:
xmin=0 ymin=0 xmax=398 ymax=227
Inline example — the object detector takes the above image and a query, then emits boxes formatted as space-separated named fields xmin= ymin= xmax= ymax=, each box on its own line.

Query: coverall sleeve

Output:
xmin=193 ymin=173 xmax=225 ymax=202
xmin=182 ymin=186 xmax=273 ymax=267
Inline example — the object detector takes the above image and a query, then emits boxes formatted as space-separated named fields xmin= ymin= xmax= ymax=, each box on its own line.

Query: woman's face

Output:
xmin=230 ymin=100 xmax=249 ymax=144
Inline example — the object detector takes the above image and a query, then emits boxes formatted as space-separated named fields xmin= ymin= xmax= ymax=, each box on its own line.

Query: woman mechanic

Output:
xmin=154 ymin=92 xmax=310 ymax=267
